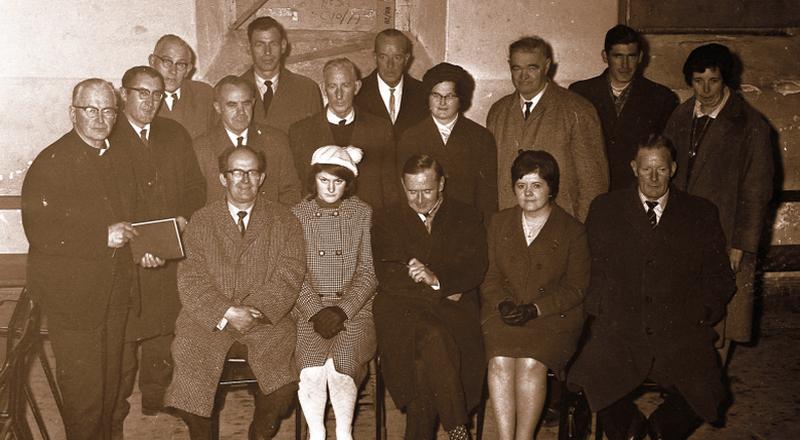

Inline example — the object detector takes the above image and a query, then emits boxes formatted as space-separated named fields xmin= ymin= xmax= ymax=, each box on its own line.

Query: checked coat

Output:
xmin=291 ymin=196 xmax=377 ymax=382
xmin=165 ymin=197 xmax=306 ymax=417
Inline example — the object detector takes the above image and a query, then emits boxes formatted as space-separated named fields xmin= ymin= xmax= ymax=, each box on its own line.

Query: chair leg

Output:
xmin=39 ymin=346 xmax=65 ymax=418
xmin=475 ymin=376 xmax=488 ymax=440
xmin=295 ymin=398 xmax=304 ymax=440
xmin=24 ymin=382 xmax=51 ymax=440
xmin=375 ymin=357 xmax=386 ymax=440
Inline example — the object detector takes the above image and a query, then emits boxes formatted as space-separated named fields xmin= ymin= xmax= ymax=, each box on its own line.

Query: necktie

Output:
xmin=236 ymin=136 xmax=244 ymax=148
xmin=139 ymin=128 xmax=149 ymax=147
xmin=389 ymin=87 xmax=396 ymax=123
xmin=440 ymin=125 xmax=451 ymax=145
xmin=237 ymin=211 xmax=248 ymax=236
xmin=422 ymin=214 xmax=432 ymax=234
xmin=165 ymin=92 xmax=177 ymax=111
xmin=263 ymin=80 xmax=274 ymax=115
xmin=645 ymin=201 xmax=658 ymax=228
xmin=338 ymin=119 xmax=347 ymax=126
xmin=523 ymin=101 xmax=533 ymax=120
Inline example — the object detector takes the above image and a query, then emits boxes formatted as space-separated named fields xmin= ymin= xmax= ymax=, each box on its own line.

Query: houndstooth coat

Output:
xmin=292 ymin=196 xmax=378 ymax=383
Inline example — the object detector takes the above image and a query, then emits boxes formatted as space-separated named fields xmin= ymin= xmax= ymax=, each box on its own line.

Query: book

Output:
xmin=129 ymin=217 xmax=185 ymax=261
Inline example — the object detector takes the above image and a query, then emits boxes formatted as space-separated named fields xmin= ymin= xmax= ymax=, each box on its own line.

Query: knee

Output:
xmin=518 ymin=357 xmax=548 ymax=375
xmin=415 ymin=324 xmax=452 ymax=359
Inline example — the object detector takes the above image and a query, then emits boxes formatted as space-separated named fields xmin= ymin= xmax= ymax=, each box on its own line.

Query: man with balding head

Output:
xmin=22 ymin=79 xmax=138 ymax=439
xmin=355 ymin=29 xmax=427 ymax=139
xmin=149 ymin=34 xmax=216 ymax=138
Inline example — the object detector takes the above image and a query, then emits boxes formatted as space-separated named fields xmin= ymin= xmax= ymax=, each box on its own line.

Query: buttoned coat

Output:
xmin=165 ymin=197 xmax=306 ymax=417
xmin=157 ymin=79 xmax=217 ymax=139
xmin=292 ymin=197 xmax=377 ymax=382
xmin=568 ymin=188 xmax=735 ymax=422
xmin=372 ymin=198 xmax=487 ymax=411
xmin=289 ymin=108 xmax=395 ymax=209
xmin=354 ymin=71 xmax=428 ymax=140
xmin=109 ymin=116 xmax=206 ymax=340
xmin=240 ymin=67 xmax=323 ymax=135
xmin=664 ymin=92 xmax=773 ymax=342
xmin=396 ymin=115 xmax=498 ymax=222
xmin=487 ymin=82 xmax=609 ymax=221
xmin=569 ymin=72 xmax=678 ymax=191
xmin=194 ymin=122 xmax=302 ymax=206
xmin=480 ymin=204 xmax=589 ymax=372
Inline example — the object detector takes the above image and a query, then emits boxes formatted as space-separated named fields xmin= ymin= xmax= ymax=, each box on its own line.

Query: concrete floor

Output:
xmin=16 ymin=290 xmax=800 ymax=439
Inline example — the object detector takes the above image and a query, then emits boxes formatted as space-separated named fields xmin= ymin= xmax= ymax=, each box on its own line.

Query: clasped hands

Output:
xmin=309 ymin=306 xmax=347 ymax=339
xmin=225 ymin=305 xmax=270 ymax=333
xmin=498 ymin=299 xmax=539 ymax=326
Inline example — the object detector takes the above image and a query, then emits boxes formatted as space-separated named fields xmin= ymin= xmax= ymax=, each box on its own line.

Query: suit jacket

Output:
xmin=487 ymin=82 xmax=609 ymax=221
xmin=372 ymin=198 xmax=487 ymax=410
xmin=568 ymin=188 xmax=735 ymax=422
xmin=166 ymin=197 xmax=306 ymax=417
xmin=22 ymin=130 xmax=137 ymax=330
xmin=570 ymin=72 xmax=678 ymax=191
xmin=240 ymin=67 xmax=323 ymax=134
xmin=109 ymin=116 xmax=207 ymax=340
xmin=664 ymin=92 xmax=774 ymax=342
xmin=157 ymin=79 xmax=217 ymax=139
xmin=396 ymin=115 xmax=498 ymax=222
xmin=194 ymin=122 xmax=302 ymax=206
xmin=354 ymin=70 xmax=428 ymax=139
xmin=289 ymin=108 xmax=395 ymax=209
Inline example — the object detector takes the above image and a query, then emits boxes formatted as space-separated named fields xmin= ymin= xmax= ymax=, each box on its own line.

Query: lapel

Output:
xmin=314 ymin=112 xmax=337 ymax=145
xmin=422 ymin=116 xmax=446 ymax=149
xmin=592 ymin=71 xmax=619 ymax=124
xmin=402 ymin=201 xmax=434 ymax=259
xmin=362 ymin=72 xmax=391 ymax=120
xmin=620 ymin=188 xmax=657 ymax=246
xmin=338 ymin=198 xmax=358 ymax=255
xmin=172 ymin=83 xmax=192 ymax=117
xmin=687 ymin=94 xmax=741 ymax=189
xmin=270 ymin=68 xmax=294 ymax=114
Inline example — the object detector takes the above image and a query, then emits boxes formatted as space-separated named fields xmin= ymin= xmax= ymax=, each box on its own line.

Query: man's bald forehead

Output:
xmin=375 ymin=31 xmax=410 ymax=54
xmin=72 ymin=78 xmax=115 ymax=104
xmin=153 ymin=34 xmax=192 ymax=58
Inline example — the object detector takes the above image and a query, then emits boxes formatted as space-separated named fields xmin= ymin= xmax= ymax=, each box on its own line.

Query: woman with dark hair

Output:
xmin=395 ymin=62 xmax=498 ymax=221
xmin=292 ymin=145 xmax=377 ymax=440
xmin=481 ymin=150 xmax=590 ymax=439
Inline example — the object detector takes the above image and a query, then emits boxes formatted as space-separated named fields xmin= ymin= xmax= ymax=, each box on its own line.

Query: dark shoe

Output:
xmin=141 ymin=406 xmax=163 ymax=416
xmin=543 ymin=407 xmax=561 ymax=427
xmin=626 ymin=409 xmax=647 ymax=440
xmin=559 ymin=390 xmax=590 ymax=440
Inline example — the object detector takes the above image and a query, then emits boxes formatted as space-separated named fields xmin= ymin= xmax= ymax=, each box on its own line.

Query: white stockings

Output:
xmin=298 ymin=358 xmax=357 ymax=440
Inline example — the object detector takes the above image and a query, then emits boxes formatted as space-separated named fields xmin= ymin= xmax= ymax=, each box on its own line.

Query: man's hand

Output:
xmin=729 ymin=248 xmax=744 ymax=273
xmin=176 ymin=216 xmax=188 ymax=233
xmin=224 ymin=305 xmax=267 ymax=333
xmin=446 ymin=293 xmax=463 ymax=302
xmin=108 ymin=222 xmax=136 ymax=248
xmin=139 ymin=252 xmax=166 ymax=268
xmin=407 ymin=258 xmax=439 ymax=287
xmin=309 ymin=306 xmax=347 ymax=339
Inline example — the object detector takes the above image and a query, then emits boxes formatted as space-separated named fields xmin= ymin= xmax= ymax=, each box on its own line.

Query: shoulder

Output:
xmin=549 ymin=83 xmax=597 ymax=114
xmin=342 ymin=197 xmax=373 ymax=220
xmin=568 ymin=74 xmax=605 ymax=95
xmin=489 ymin=206 xmax=518 ymax=228
xmin=550 ymin=204 xmax=586 ymax=236
xmin=356 ymin=109 xmax=392 ymax=128
xmin=251 ymin=122 xmax=289 ymax=144
xmin=402 ymin=75 xmax=424 ymax=94
xmin=154 ymin=116 xmax=190 ymax=137
xmin=671 ymin=188 xmax=718 ymax=215
xmin=189 ymin=200 xmax=225 ymax=227
xmin=458 ymin=116 xmax=493 ymax=137
xmin=185 ymin=80 xmax=214 ymax=98
xmin=291 ymin=198 xmax=314 ymax=217
xmin=289 ymin=112 xmax=324 ymax=134
xmin=488 ymin=93 xmax=517 ymax=114
xmin=442 ymin=198 xmax=484 ymax=228
xmin=282 ymin=69 xmax=319 ymax=92
xmin=28 ymin=132 xmax=79 ymax=172
xmin=261 ymin=198 xmax=302 ymax=229
xmin=636 ymin=76 xmax=674 ymax=96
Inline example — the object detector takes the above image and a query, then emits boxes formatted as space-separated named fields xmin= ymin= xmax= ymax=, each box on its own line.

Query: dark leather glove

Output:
xmin=503 ymin=303 xmax=539 ymax=326
xmin=309 ymin=306 xmax=347 ymax=339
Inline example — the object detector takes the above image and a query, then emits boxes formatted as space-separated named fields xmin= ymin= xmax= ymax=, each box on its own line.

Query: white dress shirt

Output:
xmin=378 ymin=74 xmax=404 ymax=123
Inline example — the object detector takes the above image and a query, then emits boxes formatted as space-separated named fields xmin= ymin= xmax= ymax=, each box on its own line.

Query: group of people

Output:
xmin=20 ymin=14 xmax=774 ymax=440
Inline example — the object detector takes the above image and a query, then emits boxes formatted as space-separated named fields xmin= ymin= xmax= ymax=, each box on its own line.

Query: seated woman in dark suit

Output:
xmin=481 ymin=150 xmax=590 ymax=439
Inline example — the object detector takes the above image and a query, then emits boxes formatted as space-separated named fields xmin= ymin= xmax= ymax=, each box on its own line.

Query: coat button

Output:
xmin=336 ymin=291 xmax=343 ymax=297
xmin=315 ymin=212 xmax=321 ymax=217
xmin=538 ymin=287 xmax=545 ymax=293
xmin=318 ymin=250 xmax=325 ymax=256
xmin=645 ymin=326 xmax=654 ymax=336
xmin=560 ymin=313 xmax=566 ymax=318
xmin=333 ymin=211 xmax=339 ymax=217
xmin=335 ymin=250 xmax=342 ymax=256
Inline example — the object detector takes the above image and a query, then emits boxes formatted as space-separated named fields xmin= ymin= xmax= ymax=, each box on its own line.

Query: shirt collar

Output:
xmin=378 ymin=74 xmax=404 ymax=95
xmin=254 ymin=70 xmax=280 ymax=92
xmin=519 ymin=82 xmax=548 ymax=113
xmin=638 ymin=188 xmax=669 ymax=215
xmin=693 ymin=86 xmax=730 ymax=119
xmin=167 ymin=88 xmax=182 ymax=100
xmin=127 ymin=118 xmax=151 ymax=138
xmin=224 ymin=127 xmax=249 ymax=147
xmin=227 ymin=201 xmax=255 ymax=227
xmin=326 ymin=107 xmax=356 ymax=125
xmin=432 ymin=114 xmax=458 ymax=131
xmin=98 ymin=139 xmax=111 ymax=156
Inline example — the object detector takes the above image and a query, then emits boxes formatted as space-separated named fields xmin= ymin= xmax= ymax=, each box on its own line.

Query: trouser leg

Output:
xmin=177 ymin=409 xmax=213 ymax=440
xmin=647 ymin=390 xmax=703 ymax=440
xmin=599 ymin=390 xmax=645 ymax=440
xmin=326 ymin=359 xmax=357 ymax=440
xmin=298 ymin=365 xmax=328 ymax=440
xmin=111 ymin=340 xmax=138 ymax=438
xmin=252 ymin=381 xmax=299 ymax=439
xmin=138 ymin=333 xmax=174 ymax=410
xmin=405 ymin=392 xmax=439 ymax=440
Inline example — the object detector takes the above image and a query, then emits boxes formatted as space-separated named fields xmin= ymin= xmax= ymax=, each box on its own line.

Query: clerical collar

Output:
xmin=326 ymin=107 xmax=355 ymax=125
xmin=693 ymin=86 xmax=730 ymax=119
xmin=519 ymin=82 xmax=547 ymax=113
xmin=98 ymin=139 xmax=111 ymax=156
xmin=225 ymin=127 xmax=249 ymax=147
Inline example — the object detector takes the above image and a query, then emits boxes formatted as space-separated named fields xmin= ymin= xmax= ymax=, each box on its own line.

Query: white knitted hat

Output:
xmin=310 ymin=145 xmax=364 ymax=176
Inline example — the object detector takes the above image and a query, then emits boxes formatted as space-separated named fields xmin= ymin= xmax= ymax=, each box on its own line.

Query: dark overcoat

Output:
xmin=157 ymin=79 xmax=217 ymax=139
xmin=568 ymin=188 xmax=735 ymax=422
xmin=240 ymin=67 xmax=323 ymax=135
xmin=480 ymin=205 xmax=589 ymax=372
xmin=194 ymin=122 xmax=301 ymax=206
xmin=354 ymin=70 xmax=428 ymax=140
xmin=664 ymin=92 xmax=774 ymax=342
xmin=109 ymin=117 xmax=207 ymax=340
xmin=396 ymin=115 xmax=498 ymax=222
xmin=292 ymin=197 xmax=377 ymax=382
xmin=289 ymin=108 xmax=395 ymax=209
xmin=569 ymin=71 xmax=678 ymax=191
xmin=372 ymin=198 xmax=487 ymax=411
xmin=165 ymin=197 xmax=306 ymax=417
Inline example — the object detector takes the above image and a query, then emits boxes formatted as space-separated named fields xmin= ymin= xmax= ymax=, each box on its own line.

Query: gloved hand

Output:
xmin=309 ymin=306 xmax=347 ymax=339
xmin=500 ymin=301 xmax=539 ymax=326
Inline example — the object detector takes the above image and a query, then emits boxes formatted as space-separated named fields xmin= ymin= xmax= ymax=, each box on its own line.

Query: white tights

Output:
xmin=298 ymin=358 xmax=358 ymax=440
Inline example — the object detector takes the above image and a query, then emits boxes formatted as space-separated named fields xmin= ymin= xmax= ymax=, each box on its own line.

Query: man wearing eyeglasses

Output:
xmin=22 ymin=78 xmax=138 ymax=439
xmin=194 ymin=75 xmax=301 ymax=206
xmin=148 ymin=34 xmax=216 ymax=139
xmin=109 ymin=66 xmax=206 ymax=437
xmin=166 ymin=145 xmax=305 ymax=439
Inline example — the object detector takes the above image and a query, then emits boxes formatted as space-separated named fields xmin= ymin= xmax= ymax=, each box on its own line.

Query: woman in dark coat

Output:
xmin=395 ymin=62 xmax=498 ymax=221
xmin=292 ymin=145 xmax=377 ymax=440
xmin=481 ymin=150 xmax=590 ymax=439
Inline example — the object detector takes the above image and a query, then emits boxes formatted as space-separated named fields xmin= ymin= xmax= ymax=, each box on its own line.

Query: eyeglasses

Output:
xmin=73 ymin=105 xmax=117 ymax=118
xmin=225 ymin=169 xmax=262 ymax=181
xmin=152 ymin=54 xmax=191 ymax=72
xmin=125 ymin=87 xmax=165 ymax=101
xmin=430 ymin=92 xmax=459 ymax=103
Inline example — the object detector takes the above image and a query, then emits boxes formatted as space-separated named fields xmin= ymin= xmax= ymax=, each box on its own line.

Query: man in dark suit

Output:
xmin=149 ymin=34 xmax=216 ymax=139
xmin=373 ymin=155 xmax=486 ymax=440
xmin=109 ymin=66 xmax=206 ymax=436
xmin=664 ymin=43 xmax=774 ymax=363
xmin=569 ymin=25 xmax=678 ymax=191
xmin=289 ymin=57 xmax=395 ymax=209
xmin=354 ymin=29 xmax=428 ymax=139
xmin=569 ymin=136 xmax=735 ymax=440
xmin=22 ymin=78 xmax=138 ymax=439
xmin=239 ymin=16 xmax=323 ymax=134
xmin=194 ymin=75 xmax=301 ymax=205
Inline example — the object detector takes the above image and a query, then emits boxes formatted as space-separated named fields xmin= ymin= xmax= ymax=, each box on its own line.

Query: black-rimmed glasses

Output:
xmin=225 ymin=169 xmax=262 ymax=180
xmin=152 ymin=53 xmax=191 ymax=72
xmin=126 ymin=87 xmax=165 ymax=101
xmin=73 ymin=106 xmax=117 ymax=118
